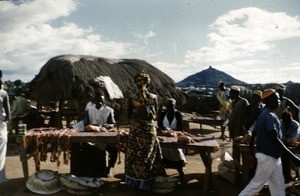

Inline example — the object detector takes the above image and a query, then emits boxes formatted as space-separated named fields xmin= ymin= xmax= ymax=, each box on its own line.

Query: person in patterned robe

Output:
xmin=125 ymin=71 xmax=166 ymax=190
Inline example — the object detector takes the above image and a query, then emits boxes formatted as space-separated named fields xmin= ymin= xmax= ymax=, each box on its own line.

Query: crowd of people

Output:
xmin=216 ymin=81 xmax=300 ymax=195
xmin=1 ymin=68 xmax=300 ymax=196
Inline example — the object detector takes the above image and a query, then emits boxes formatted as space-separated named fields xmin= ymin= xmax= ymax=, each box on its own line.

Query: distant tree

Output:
xmin=14 ymin=79 xmax=23 ymax=87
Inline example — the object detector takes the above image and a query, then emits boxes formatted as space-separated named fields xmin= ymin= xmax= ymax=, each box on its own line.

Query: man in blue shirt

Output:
xmin=239 ymin=89 xmax=300 ymax=196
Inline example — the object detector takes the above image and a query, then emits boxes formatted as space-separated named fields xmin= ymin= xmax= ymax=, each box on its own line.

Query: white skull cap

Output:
xmin=230 ymin=85 xmax=240 ymax=92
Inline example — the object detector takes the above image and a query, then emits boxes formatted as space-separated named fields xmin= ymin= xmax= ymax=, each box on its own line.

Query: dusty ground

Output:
xmin=0 ymin=114 xmax=275 ymax=196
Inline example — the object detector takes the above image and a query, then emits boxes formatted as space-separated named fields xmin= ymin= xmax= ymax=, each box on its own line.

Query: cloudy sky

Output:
xmin=1 ymin=0 xmax=300 ymax=84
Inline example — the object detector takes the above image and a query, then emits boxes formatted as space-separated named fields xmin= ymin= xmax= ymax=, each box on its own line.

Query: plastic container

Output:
xmin=18 ymin=121 xmax=27 ymax=135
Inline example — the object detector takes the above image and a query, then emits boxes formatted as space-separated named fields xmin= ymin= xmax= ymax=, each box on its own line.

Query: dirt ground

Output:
xmin=0 ymin=115 xmax=275 ymax=196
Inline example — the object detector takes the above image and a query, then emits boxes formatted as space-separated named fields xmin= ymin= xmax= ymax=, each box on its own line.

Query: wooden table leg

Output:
xmin=17 ymin=136 xmax=29 ymax=178
xmin=241 ymin=149 xmax=250 ymax=187
xmin=199 ymin=150 xmax=213 ymax=195
xmin=183 ymin=120 xmax=190 ymax=131
xmin=233 ymin=144 xmax=241 ymax=185
xmin=233 ymin=142 xmax=251 ymax=187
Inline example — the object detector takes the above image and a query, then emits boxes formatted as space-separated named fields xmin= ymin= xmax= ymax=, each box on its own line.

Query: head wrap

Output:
xmin=230 ymin=85 xmax=240 ymax=92
xmin=262 ymin=88 xmax=276 ymax=100
xmin=134 ymin=70 xmax=150 ymax=87
xmin=252 ymin=90 xmax=262 ymax=98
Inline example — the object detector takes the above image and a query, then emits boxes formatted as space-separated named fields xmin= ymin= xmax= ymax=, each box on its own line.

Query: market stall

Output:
xmin=17 ymin=128 xmax=220 ymax=194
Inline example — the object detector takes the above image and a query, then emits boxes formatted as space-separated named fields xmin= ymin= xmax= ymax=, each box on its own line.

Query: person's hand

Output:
xmin=292 ymin=141 xmax=300 ymax=147
xmin=165 ymin=126 xmax=172 ymax=131
xmin=177 ymin=135 xmax=194 ymax=143
xmin=233 ymin=136 xmax=243 ymax=142
xmin=84 ymin=125 xmax=100 ymax=132
xmin=239 ymin=134 xmax=251 ymax=144
xmin=103 ymin=124 xmax=113 ymax=130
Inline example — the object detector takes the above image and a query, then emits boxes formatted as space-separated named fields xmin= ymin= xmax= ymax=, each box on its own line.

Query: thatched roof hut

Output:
xmin=30 ymin=54 xmax=186 ymax=126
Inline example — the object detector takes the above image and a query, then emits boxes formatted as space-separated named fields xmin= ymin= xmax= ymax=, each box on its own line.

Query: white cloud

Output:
xmin=145 ymin=31 xmax=156 ymax=39
xmin=134 ymin=30 xmax=157 ymax=45
xmin=212 ymin=60 xmax=300 ymax=84
xmin=0 ymin=0 xmax=135 ymax=82
xmin=278 ymin=63 xmax=300 ymax=72
xmin=153 ymin=62 xmax=198 ymax=82
xmin=184 ymin=7 xmax=300 ymax=65
xmin=0 ymin=0 xmax=77 ymax=32
xmin=134 ymin=30 xmax=158 ymax=57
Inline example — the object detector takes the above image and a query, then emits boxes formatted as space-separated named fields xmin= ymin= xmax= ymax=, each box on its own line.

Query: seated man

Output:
xmin=71 ymin=88 xmax=118 ymax=178
xmin=10 ymin=88 xmax=32 ymax=134
xmin=157 ymin=98 xmax=186 ymax=181
xmin=281 ymin=110 xmax=300 ymax=182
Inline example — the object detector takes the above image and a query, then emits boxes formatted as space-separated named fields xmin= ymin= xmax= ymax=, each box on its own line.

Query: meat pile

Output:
xmin=23 ymin=128 xmax=77 ymax=168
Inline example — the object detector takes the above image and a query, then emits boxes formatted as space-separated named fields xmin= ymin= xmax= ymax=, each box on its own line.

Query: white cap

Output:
xmin=230 ymin=85 xmax=240 ymax=92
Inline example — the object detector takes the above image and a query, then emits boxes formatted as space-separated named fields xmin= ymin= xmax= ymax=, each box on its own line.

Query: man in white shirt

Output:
xmin=71 ymin=88 xmax=117 ymax=178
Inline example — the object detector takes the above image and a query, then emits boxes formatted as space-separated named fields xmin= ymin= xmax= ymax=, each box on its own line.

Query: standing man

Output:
xmin=228 ymin=85 xmax=248 ymax=184
xmin=0 ymin=79 xmax=10 ymax=184
xmin=275 ymin=84 xmax=299 ymax=121
xmin=280 ymin=111 xmax=300 ymax=183
xmin=228 ymin=86 xmax=249 ymax=140
xmin=239 ymin=89 xmax=300 ymax=196
xmin=242 ymin=90 xmax=264 ymax=180
xmin=242 ymin=90 xmax=264 ymax=142
xmin=216 ymin=81 xmax=231 ymax=139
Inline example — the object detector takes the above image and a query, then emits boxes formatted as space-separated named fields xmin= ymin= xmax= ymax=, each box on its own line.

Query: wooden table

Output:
xmin=158 ymin=135 xmax=219 ymax=194
xmin=184 ymin=118 xmax=226 ymax=140
xmin=17 ymin=132 xmax=219 ymax=194
xmin=184 ymin=118 xmax=225 ymax=130
xmin=16 ymin=132 xmax=118 ymax=179
xmin=233 ymin=141 xmax=300 ymax=188
xmin=232 ymin=141 xmax=252 ymax=187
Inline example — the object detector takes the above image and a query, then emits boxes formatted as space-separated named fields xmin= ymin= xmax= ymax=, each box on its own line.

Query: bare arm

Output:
xmin=269 ymin=130 xmax=300 ymax=165
xmin=3 ymin=94 xmax=10 ymax=120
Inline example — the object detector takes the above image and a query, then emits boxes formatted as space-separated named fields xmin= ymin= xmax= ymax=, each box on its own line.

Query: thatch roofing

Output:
xmin=30 ymin=54 xmax=186 ymax=109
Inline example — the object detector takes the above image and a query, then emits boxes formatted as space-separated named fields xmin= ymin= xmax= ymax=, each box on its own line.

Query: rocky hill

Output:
xmin=176 ymin=66 xmax=247 ymax=88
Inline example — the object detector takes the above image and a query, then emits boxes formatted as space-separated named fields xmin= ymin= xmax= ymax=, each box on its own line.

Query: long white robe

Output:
xmin=0 ymin=89 xmax=8 ymax=184
xmin=0 ymin=121 xmax=7 ymax=183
